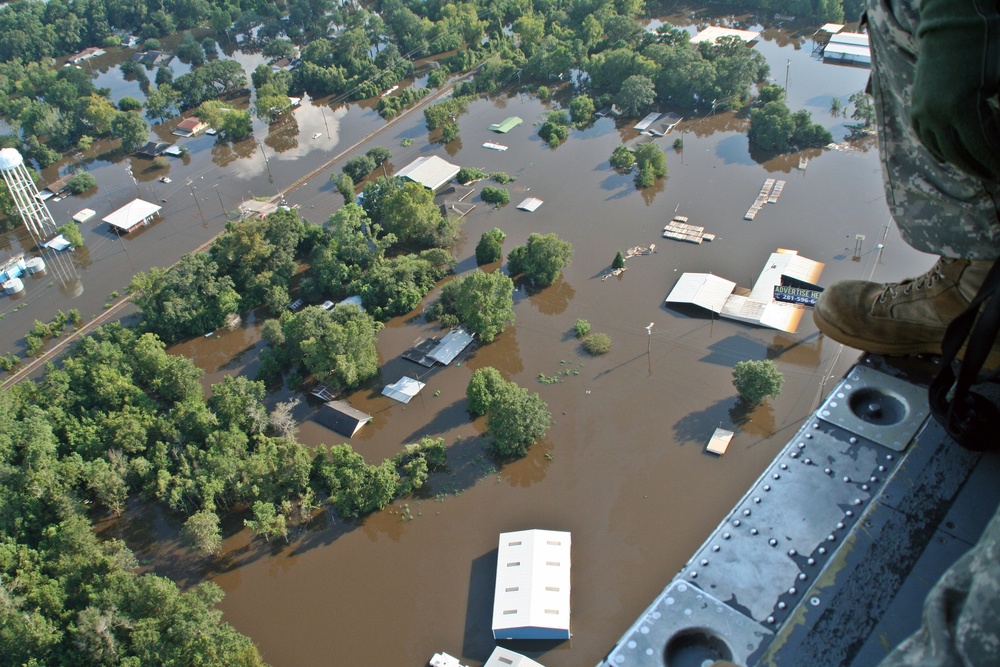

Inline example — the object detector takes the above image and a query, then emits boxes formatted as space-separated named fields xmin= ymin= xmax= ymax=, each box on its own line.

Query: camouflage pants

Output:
xmin=877 ymin=502 xmax=1000 ymax=666
xmin=867 ymin=0 xmax=1000 ymax=259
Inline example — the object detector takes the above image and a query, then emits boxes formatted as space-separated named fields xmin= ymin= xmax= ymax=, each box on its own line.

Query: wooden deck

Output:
xmin=663 ymin=216 xmax=715 ymax=244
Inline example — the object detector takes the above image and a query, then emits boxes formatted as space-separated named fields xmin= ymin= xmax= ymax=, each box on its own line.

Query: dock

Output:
xmin=744 ymin=178 xmax=775 ymax=220
xmin=663 ymin=216 xmax=715 ymax=244
xmin=767 ymin=179 xmax=786 ymax=204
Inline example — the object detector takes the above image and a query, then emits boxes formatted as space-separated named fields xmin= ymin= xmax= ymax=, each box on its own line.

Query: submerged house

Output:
xmin=314 ymin=400 xmax=373 ymax=438
xmin=492 ymin=529 xmax=572 ymax=641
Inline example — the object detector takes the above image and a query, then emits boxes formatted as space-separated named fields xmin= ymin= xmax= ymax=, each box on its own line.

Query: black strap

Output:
xmin=928 ymin=257 xmax=1000 ymax=450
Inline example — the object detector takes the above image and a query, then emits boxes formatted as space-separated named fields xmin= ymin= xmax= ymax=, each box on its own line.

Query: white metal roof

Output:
xmin=820 ymin=23 xmax=845 ymax=33
xmin=382 ymin=376 xmax=425 ymax=404
xmin=72 ymin=208 xmax=96 ymax=223
xmin=429 ymin=653 xmax=468 ymax=667
xmin=707 ymin=428 xmax=735 ymax=455
xmin=396 ymin=155 xmax=460 ymax=191
xmin=516 ymin=197 xmax=544 ymax=212
xmin=824 ymin=42 xmax=871 ymax=63
xmin=829 ymin=32 xmax=869 ymax=46
xmin=492 ymin=529 xmax=571 ymax=639
xmin=428 ymin=328 xmax=474 ymax=365
xmin=102 ymin=198 xmax=161 ymax=232
xmin=634 ymin=112 xmax=662 ymax=131
xmin=747 ymin=251 xmax=825 ymax=302
xmin=44 ymin=235 xmax=71 ymax=251
xmin=484 ymin=646 xmax=546 ymax=667
xmin=690 ymin=26 xmax=761 ymax=44
xmin=665 ymin=273 xmax=737 ymax=313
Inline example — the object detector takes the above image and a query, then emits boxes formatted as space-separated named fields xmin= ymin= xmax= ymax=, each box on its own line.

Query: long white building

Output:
xmin=492 ymin=529 xmax=571 ymax=641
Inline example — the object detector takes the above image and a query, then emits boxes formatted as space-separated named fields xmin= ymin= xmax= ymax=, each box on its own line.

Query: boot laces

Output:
xmin=878 ymin=259 xmax=949 ymax=302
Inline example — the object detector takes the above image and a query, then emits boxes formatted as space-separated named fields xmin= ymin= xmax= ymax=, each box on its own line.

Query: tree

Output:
xmin=732 ymin=359 xmax=784 ymax=404
xmin=56 ymin=222 xmax=84 ymax=249
xmin=574 ymin=319 xmax=591 ymax=338
xmin=481 ymin=186 xmax=509 ymax=204
xmin=612 ymin=251 xmax=625 ymax=270
xmin=570 ymin=94 xmax=595 ymax=124
xmin=220 ymin=109 xmax=252 ymax=140
xmin=634 ymin=142 xmax=668 ymax=178
xmin=615 ymin=74 xmax=656 ymax=117
xmin=849 ymin=91 xmax=876 ymax=127
xmin=475 ymin=228 xmax=505 ymax=264
xmin=66 ymin=171 xmax=96 ymax=194
xmin=283 ymin=304 xmax=381 ymax=389
xmin=111 ymin=110 xmax=148 ymax=153
xmin=583 ymin=332 xmax=612 ymax=355
xmin=181 ymin=509 xmax=223 ymax=555
xmin=830 ymin=96 xmax=843 ymax=117
xmin=507 ymin=232 xmax=573 ymax=286
xmin=466 ymin=366 xmax=507 ymax=416
xmin=486 ymin=382 xmax=551 ymax=458
xmin=365 ymin=146 xmax=392 ymax=166
xmin=380 ymin=181 xmax=456 ymax=248
xmin=449 ymin=270 xmax=515 ymax=343
xmin=244 ymin=500 xmax=287 ymax=542
xmin=343 ymin=154 xmax=376 ymax=182
xmin=610 ymin=145 xmax=635 ymax=171
xmin=538 ymin=110 xmax=569 ymax=147
xmin=333 ymin=172 xmax=355 ymax=204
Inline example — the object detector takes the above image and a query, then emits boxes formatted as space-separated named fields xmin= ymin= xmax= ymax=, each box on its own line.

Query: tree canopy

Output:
xmin=732 ymin=359 xmax=784 ymax=404
xmin=507 ymin=233 xmax=573 ymax=286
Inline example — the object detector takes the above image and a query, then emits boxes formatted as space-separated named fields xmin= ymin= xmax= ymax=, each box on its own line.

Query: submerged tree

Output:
xmin=732 ymin=359 xmax=784 ymax=404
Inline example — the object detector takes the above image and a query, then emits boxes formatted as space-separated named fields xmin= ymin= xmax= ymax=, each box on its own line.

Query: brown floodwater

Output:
xmin=63 ymin=14 xmax=939 ymax=667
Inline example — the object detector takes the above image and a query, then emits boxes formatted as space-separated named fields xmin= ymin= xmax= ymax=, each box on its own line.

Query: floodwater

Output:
xmin=48 ymin=13 xmax=938 ymax=667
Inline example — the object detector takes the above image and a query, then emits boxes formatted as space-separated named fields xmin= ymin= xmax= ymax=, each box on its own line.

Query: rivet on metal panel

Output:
xmin=689 ymin=571 xmax=698 ymax=578
xmin=837 ymin=522 xmax=845 ymax=530
xmin=753 ymin=497 xmax=761 ymax=504
xmin=788 ymin=549 xmax=797 ymax=556
xmin=805 ymin=433 xmax=813 ymax=439
xmin=818 ymin=547 xmax=827 ymax=555
xmin=798 ymin=573 xmax=807 ymax=581
xmin=733 ymin=519 xmax=741 ymax=527
xmin=804 ymin=458 xmax=812 ymax=465
xmin=744 ymin=509 xmax=752 ymax=516
xmin=712 ymin=545 xmax=720 ymax=552
xmin=751 ymin=528 xmax=759 ymax=535
xmin=767 ymin=616 xmax=775 ymax=624
xmin=813 ymin=422 xmax=820 ymax=429
xmin=849 ymin=436 xmax=858 ymax=444
xmin=862 ymin=484 xmax=870 ymax=491
xmin=870 ymin=476 xmax=879 ymax=483
xmin=878 ymin=465 xmax=887 ymax=472
xmin=780 ymin=463 xmax=788 ymax=470
xmin=886 ymin=454 xmax=894 ymax=461
xmin=773 ymin=473 xmax=781 ymax=480
xmin=845 ymin=510 xmax=854 ymax=517
xmin=797 ymin=442 xmax=805 ymax=449
xmin=769 ymin=538 xmax=778 ymax=547
xmin=723 ymin=533 xmax=731 ymax=540
xmin=828 ymin=534 xmax=837 ymax=542
xmin=807 ymin=558 xmax=816 ymax=565
xmin=764 ymin=485 xmax=771 ymax=491
xmin=843 ymin=476 xmax=851 ymax=483
xmin=824 ymin=468 xmax=832 ymax=475
xmin=854 ymin=498 xmax=863 ymax=505
xmin=791 ymin=451 xmax=800 ymax=459
xmin=701 ymin=559 xmax=709 ymax=566
xmin=778 ymin=602 xmax=786 ymax=610
xmin=788 ymin=587 xmax=797 ymax=595
xmin=810 ymin=597 xmax=821 ymax=606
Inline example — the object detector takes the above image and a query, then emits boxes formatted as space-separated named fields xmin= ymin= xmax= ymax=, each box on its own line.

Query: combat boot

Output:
xmin=812 ymin=258 xmax=991 ymax=355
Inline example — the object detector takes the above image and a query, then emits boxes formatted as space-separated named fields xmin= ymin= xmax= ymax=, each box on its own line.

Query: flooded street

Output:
xmin=30 ymin=15 xmax=935 ymax=667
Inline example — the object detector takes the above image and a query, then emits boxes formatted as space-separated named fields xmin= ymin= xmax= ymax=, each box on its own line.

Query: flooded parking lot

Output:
xmin=15 ymin=14 xmax=938 ymax=667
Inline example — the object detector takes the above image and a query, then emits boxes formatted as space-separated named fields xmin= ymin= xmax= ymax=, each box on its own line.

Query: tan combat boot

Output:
xmin=812 ymin=258 xmax=991 ymax=355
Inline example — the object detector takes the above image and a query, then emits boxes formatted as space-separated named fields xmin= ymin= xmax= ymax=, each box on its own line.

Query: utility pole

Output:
xmin=188 ymin=181 xmax=206 ymax=226
xmin=321 ymin=106 xmax=331 ymax=139
xmin=213 ymin=183 xmax=226 ymax=218
xmin=646 ymin=322 xmax=655 ymax=355
xmin=256 ymin=139 xmax=272 ymax=181
xmin=785 ymin=59 xmax=791 ymax=93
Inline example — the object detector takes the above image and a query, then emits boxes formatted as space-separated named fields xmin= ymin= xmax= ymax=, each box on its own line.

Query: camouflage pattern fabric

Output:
xmin=867 ymin=0 xmax=1000 ymax=259
xmin=877 ymin=504 xmax=1000 ymax=666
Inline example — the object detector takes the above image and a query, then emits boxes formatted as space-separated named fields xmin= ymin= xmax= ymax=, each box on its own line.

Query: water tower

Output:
xmin=0 ymin=147 xmax=58 ymax=242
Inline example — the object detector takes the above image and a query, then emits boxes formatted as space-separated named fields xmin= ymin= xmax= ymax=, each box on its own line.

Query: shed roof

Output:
xmin=690 ymin=26 xmax=760 ymax=44
xmin=428 ymin=328 xmax=474 ymax=365
xmin=484 ymin=647 xmax=546 ymax=667
xmin=396 ymin=155 xmax=460 ymax=191
xmin=315 ymin=400 xmax=372 ymax=438
xmin=41 ymin=174 xmax=73 ymax=197
xmin=493 ymin=529 xmax=572 ymax=640
xmin=382 ymin=376 xmax=425 ymax=404
xmin=136 ymin=141 xmax=170 ymax=157
xmin=489 ymin=116 xmax=524 ymax=133
xmin=823 ymin=42 xmax=871 ymax=63
xmin=707 ymin=428 xmax=735 ymax=455
xmin=44 ymin=235 xmax=71 ymax=251
xmin=665 ymin=273 xmax=738 ymax=313
xmin=634 ymin=112 xmax=662 ymax=131
xmin=103 ymin=199 xmax=161 ymax=232
xmin=72 ymin=208 xmax=96 ymax=223
xmin=516 ymin=197 xmax=544 ymax=212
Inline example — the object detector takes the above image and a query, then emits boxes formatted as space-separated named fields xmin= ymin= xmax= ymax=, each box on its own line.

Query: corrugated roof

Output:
xmin=315 ymin=400 xmax=372 ymax=438
xmin=103 ymin=198 xmax=161 ymax=232
xmin=516 ymin=197 xmax=544 ymax=212
xmin=484 ymin=647 xmax=546 ymax=667
xmin=690 ymin=26 xmax=761 ymax=44
xmin=492 ymin=529 xmax=572 ymax=640
xmin=382 ymin=376 xmax=425 ymax=404
xmin=396 ymin=155 xmax=460 ymax=191
xmin=428 ymin=328 xmax=474 ymax=365
xmin=824 ymin=42 xmax=871 ymax=63
xmin=665 ymin=273 xmax=737 ymax=313
xmin=489 ymin=116 xmax=523 ymax=133
xmin=634 ymin=112 xmax=662 ymax=131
